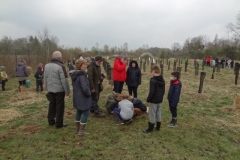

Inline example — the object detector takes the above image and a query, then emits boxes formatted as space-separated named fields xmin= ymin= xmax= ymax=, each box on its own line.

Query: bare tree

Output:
xmin=171 ymin=42 xmax=181 ymax=52
xmin=227 ymin=11 xmax=240 ymax=39
xmin=0 ymin=36 xmax=13 ymax=54
xmin=123 ymin=42 xmax=128 ymax=53
xmin=38 ymin=27 xmax=50 ymax=63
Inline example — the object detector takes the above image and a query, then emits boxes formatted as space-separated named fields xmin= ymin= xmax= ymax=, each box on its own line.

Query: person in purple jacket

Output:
xmin=167 ymin=71 xmax=182 ymax=127
xmin=16 ymin=60 xmax=28 ymax=91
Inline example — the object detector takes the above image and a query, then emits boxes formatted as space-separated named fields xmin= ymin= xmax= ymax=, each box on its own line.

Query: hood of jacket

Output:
xmin=17 ymin=61 xmax=25 ymax=67
xmin=152 ymin=75 xmax=165 ymax=86
xmin=69 ymin=70 xmax=87 ymax=81
xmin=129 ymin=60 xmax=139 ymax=69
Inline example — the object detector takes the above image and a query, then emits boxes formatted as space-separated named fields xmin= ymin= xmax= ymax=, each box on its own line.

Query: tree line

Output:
xmin=171 ymin=11 xmax=240 ymax=60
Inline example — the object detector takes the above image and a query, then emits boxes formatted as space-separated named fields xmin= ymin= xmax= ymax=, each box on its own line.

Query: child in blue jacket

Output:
xmin=167 ymin=71 xmax=182 ymax=127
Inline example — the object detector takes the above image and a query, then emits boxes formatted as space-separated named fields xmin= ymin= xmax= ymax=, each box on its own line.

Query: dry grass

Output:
xmin=0 ymin=108 xmax=24 ymax=126
xmin=7 ymin=90 xmax=44 ymax=107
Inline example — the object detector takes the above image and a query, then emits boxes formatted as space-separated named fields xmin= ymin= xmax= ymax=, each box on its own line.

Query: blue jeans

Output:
xmin=113 ymin=108 xmax=122 ymax=121
xmin=75 ymin=109 xmax=90 ymax=124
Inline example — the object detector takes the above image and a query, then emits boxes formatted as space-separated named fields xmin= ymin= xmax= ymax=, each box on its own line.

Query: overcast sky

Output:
xmin=0 ymin=0 xmax=239 ymax=50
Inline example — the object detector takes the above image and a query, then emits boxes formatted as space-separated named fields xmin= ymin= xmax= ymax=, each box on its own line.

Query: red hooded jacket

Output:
xmin=113 ymin=57 xmax=127 ymax=82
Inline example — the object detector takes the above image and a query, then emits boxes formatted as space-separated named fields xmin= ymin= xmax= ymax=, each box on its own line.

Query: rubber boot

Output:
xmin=168 ymin=118 xmax=177 ymax=127
xmin=78 ymin=124 xmax=90 ymax=136
xmin=156 ymin=122 xmax=161 ymax=131
xmin=75 ymin=122 xmax=80 ymax=133
xmin=168 ymin=118 xmax=173 ymax=126
xmin=143 ymin=122 xmax=154 ymax=134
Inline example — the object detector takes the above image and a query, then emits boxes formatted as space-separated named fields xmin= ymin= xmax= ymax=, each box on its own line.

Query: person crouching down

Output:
xmin=128 ymin=96 xmax=147 ymax=118
xmin=113 ymin=91 xmax=134 ymax=125
xmin=105 ymin=91 xmax=122 ymax=114
xmin=69 ymin=59 xmax=92 ymax=135
xmin=143 ymin=66 xmax=165 ymax=133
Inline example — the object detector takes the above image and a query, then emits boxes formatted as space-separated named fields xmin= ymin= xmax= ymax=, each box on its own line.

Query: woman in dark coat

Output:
xmin=69 ymin=59 xmax=92 ymax=136
xmin=126 ymin=60 xmax=141 ymax=98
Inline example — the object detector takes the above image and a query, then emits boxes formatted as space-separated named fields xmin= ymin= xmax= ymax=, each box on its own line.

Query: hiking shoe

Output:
xmin=95 ymin=112 xmax=105 ymax=118
xmin=168 ymin=123 xmax=177 ymax=127
xmin=115 ymin=121 xmax=124 ymax=125
xmin=125 ymin=119 xmax=133 ymax=124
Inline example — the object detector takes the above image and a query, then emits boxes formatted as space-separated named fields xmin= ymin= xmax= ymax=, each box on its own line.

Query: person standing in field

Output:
xmin=69 ymin=59 xmax=92 ymax=135
xmin=1 ymin=66 xmax=8 ymax=91
xmin=87 ymin=56 xmax=105 ymax=117
xmin=34 ymin=66 xmax=44 ymax=92
xmin=143 ymin=66 xmax=165 ymax=133
xmin=113 ymin=56 xmax=127 ymax=94
xmin=16 ymin=60 xmax=28 ymax=91
xmin=126 ymin=60 xmax=141 ymax=98
xmin=167 ymin=71 xmax=182 ymax=127
xmin=44 ymin=51 xmax=70 ymax=128
xmin=206 ymin=57 xmax=211 ymax=66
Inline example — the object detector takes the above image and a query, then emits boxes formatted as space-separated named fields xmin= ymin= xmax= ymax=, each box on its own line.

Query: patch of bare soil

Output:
xmin=18 ymin=124 xmax=43 ymax=135
xmin=65 ymin=108 xmax=76 ymax=119
xmin=0 ymin=108 xmax=24 ymax=126
xmin=7 ymin=90 xmax=45 ymax=107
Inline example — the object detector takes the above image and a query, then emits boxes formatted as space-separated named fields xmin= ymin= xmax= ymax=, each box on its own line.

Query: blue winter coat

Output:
xmin=126 ymin=60 xmax=141 ymax=87
xmin=167 ymin=80 xmax=182 ymax=107
xmin=69 ymin=70 xmax=92 ymax=111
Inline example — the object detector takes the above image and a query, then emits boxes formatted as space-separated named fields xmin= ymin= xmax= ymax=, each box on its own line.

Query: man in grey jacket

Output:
xmin=44 ymin=51 xmax=70 ymax=128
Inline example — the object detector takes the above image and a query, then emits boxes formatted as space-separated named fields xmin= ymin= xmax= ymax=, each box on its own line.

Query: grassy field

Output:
xmin=1 ymin=58 xmax=240 ymax=160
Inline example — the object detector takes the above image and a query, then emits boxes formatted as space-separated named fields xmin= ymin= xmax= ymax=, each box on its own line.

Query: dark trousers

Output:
xmin=113 ymin=81 xmax=124 ymax=94
xmin=169 ymin=103 xmax=177 ymax=117
xmin=1 ymin=80 xmax=6 ymax=91
xmin=47 ymin=92 xmax=65 ymax=127
xmin=128 ymin=86 xmax=138 ymax=98
xmin=18 ymin=80 xmax=26 ymax=86
xmin=91 ymin=92 xmax=100 ymax=115
xmin=36 ymin=80 xmax=43 ymax=92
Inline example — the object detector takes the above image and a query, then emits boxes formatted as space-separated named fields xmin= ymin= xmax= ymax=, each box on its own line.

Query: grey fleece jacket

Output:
xmin=118 ymin=99 xmax=134 ymax=120
xmin=44 ymin=58 xmax=70 ymax=94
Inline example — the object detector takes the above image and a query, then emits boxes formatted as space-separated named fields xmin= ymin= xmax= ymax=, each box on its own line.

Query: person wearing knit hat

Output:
xmin=94 ymin=56 xmax=103 ymax=61
xmin=1 ymin=66 xmax=8 ymax=91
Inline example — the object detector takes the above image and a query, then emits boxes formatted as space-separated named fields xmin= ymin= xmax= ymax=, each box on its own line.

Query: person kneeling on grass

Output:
xmin=69 ymin=59 xmax=92 ymax=135
xmin=105 ymin=91 xmax=122 ymax=114
xmin=113 ymin=91 xmax=134 ymax=125
xmin=128 ymin=96 xmax=147 ymax=118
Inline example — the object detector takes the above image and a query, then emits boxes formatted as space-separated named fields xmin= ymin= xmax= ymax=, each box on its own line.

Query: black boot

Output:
xmin=156 ymin=122 xmax=161 ymax=131
xmin=168 ymin=118 xmax=173 ymax=127
xmin=143 ymin=122 xmax=154 ymax=134
xmin=168 ymin=118 xmax=177 ymax=127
